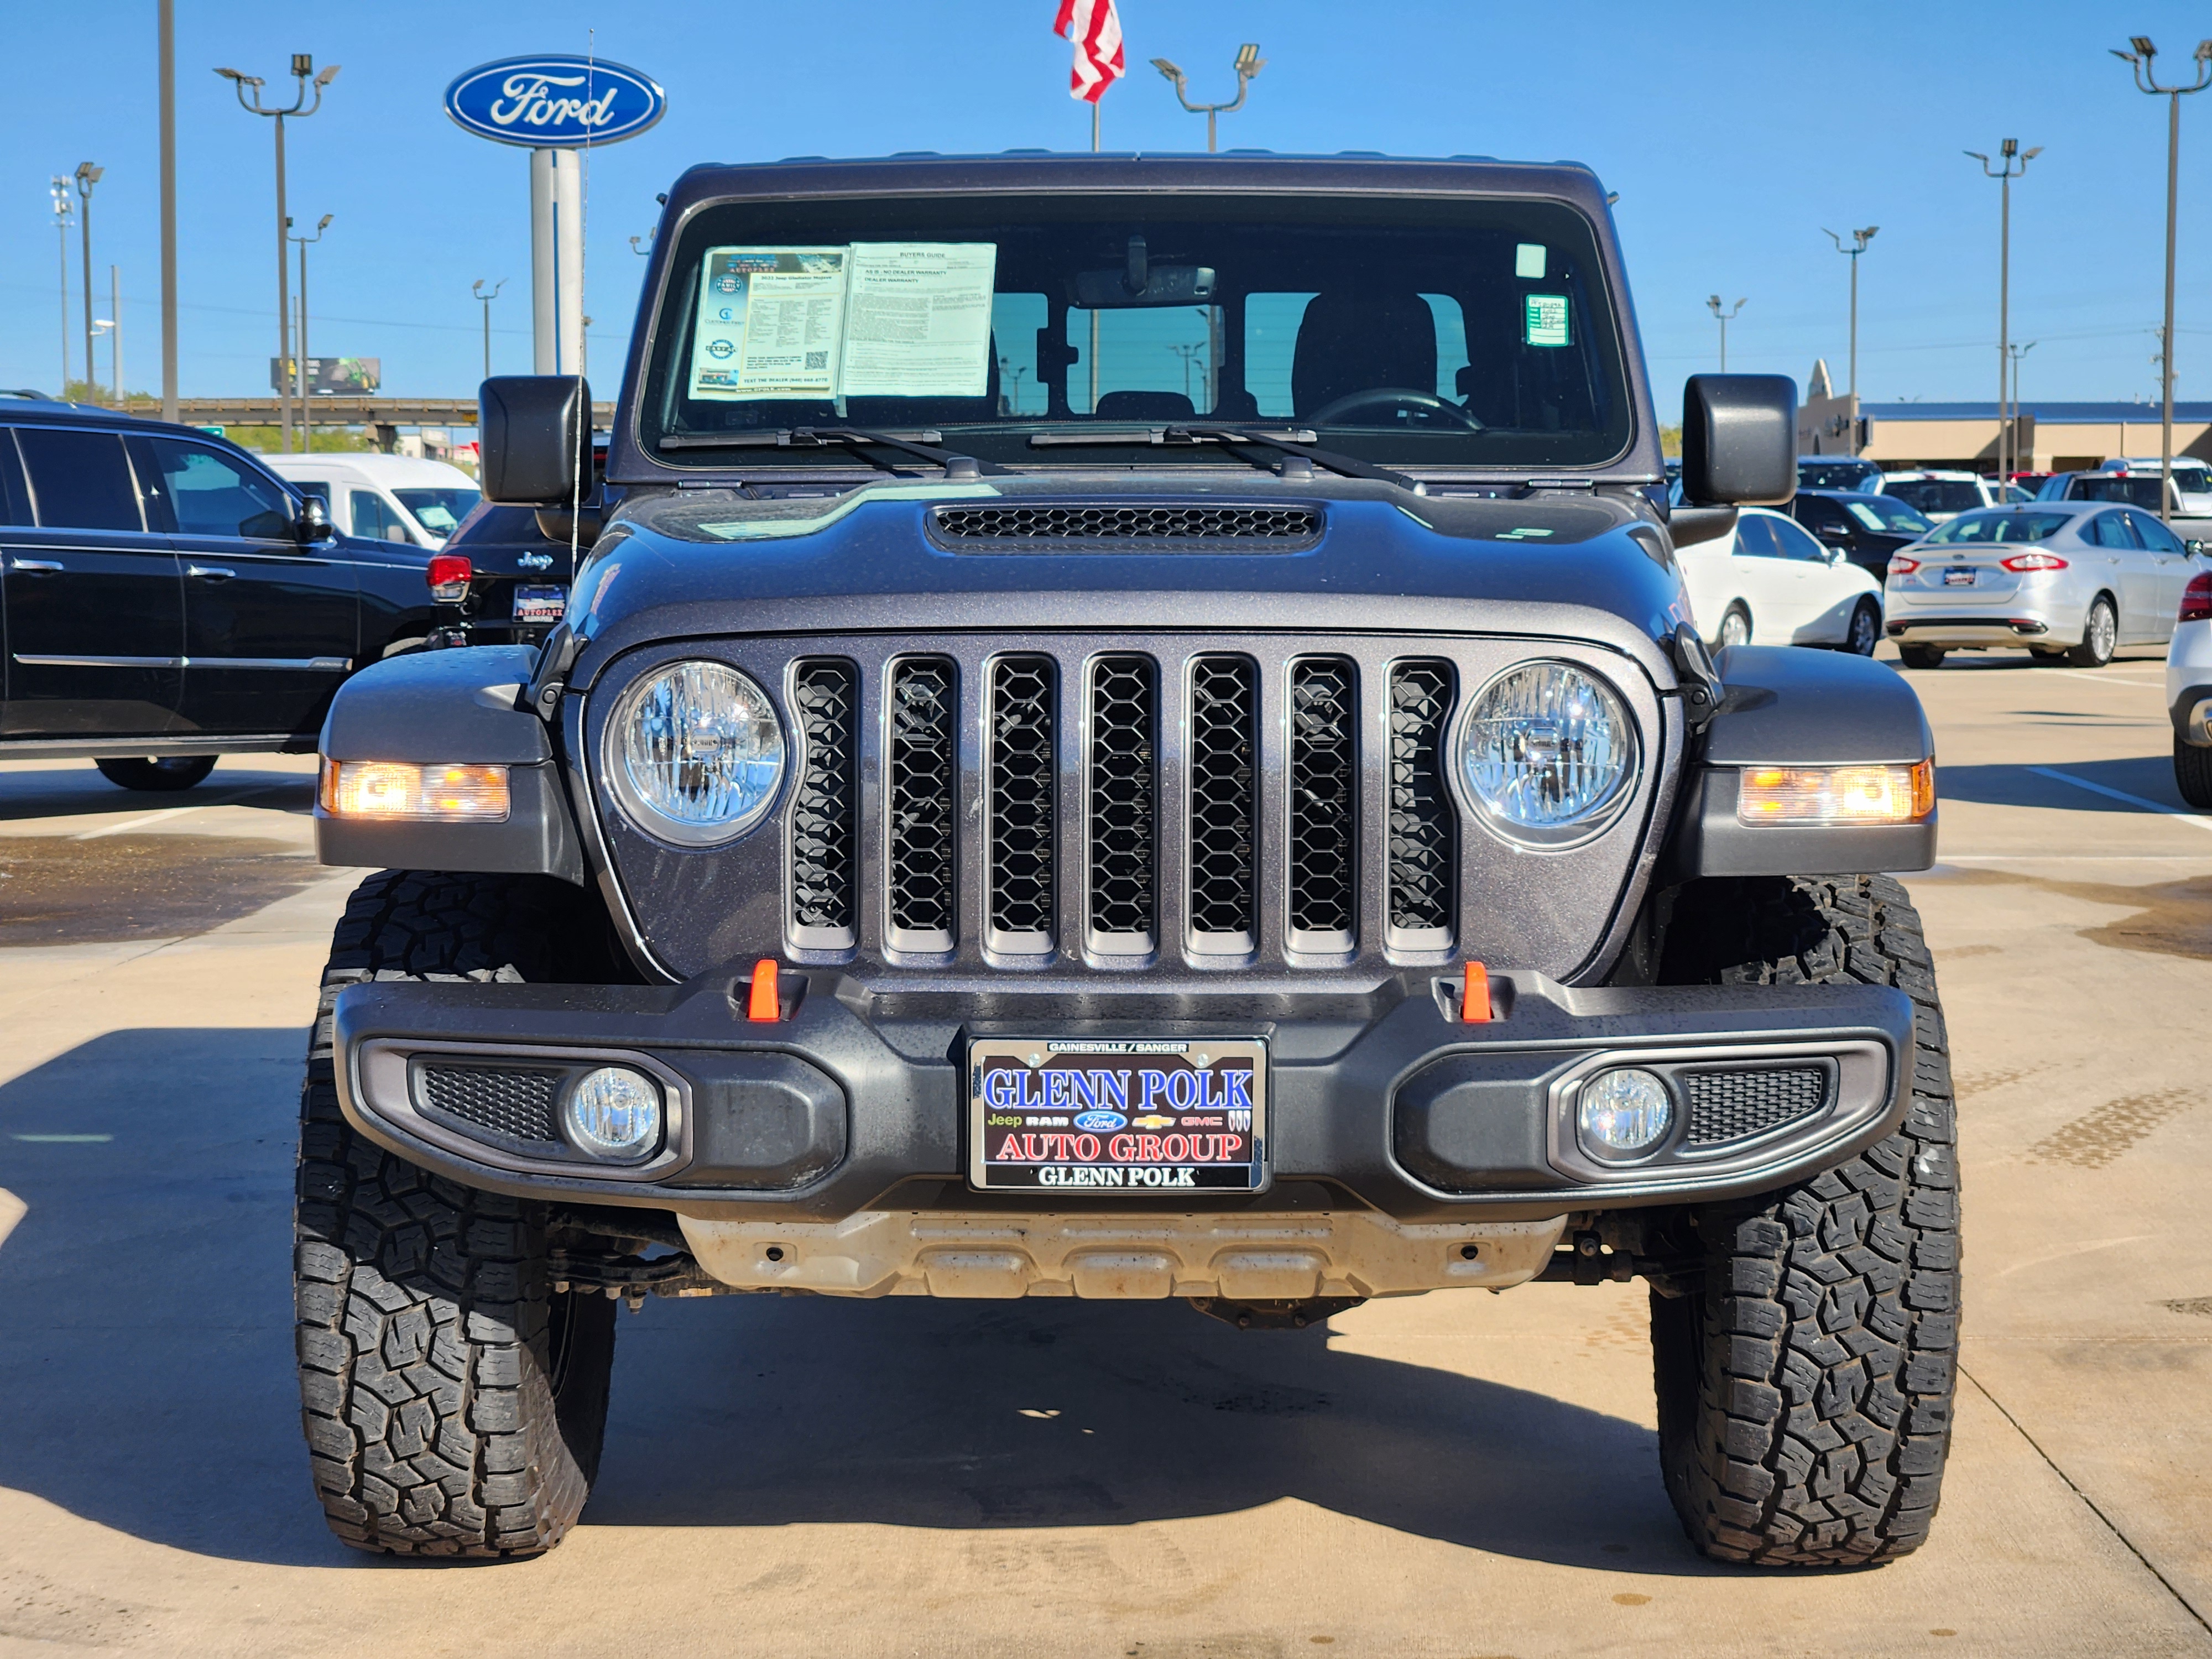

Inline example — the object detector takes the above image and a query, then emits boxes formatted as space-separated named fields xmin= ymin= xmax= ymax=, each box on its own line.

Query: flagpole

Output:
xmin=1089 ymin=92 xmax=1099 ymax=412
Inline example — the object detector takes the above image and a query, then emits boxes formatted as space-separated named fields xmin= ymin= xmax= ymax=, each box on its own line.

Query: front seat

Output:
xmin=1291 ymin=291 xmax=1437 ymax=420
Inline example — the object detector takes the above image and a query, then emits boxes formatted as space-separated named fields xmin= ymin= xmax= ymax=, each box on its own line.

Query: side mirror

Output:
xmin=2188 ymin=539 xmax=2208 ymax=557
xmin=297 ymin=493 xmax=333 ymax=542
xmin=1679 ymin=374 xmax=1797 ymax=507
xmin=479 ymin=375 xmax=593 ymax=508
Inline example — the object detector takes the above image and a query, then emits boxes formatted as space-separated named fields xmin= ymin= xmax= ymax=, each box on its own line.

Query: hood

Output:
xmin=562 ymin=474 xmax=1689 ymax=696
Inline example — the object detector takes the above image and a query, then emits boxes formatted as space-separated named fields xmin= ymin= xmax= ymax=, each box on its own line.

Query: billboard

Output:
xmin=268 ymin=357 xmax=382 ymax=395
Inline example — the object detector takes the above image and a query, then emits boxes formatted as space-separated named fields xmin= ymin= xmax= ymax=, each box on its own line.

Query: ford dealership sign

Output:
xmin=444 ymin=55 xmax=665 ymax=148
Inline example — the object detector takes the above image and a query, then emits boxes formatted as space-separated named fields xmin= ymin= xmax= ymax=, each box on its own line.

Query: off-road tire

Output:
xmin=95 ymin=755 xmax=216 ymax=791
xmin=294 ymin=870 xmax=627 ymax=1557
xmin=1896 ymin=644 xmax=1945 ymax=670
xmin=2066 ymin=595 xmax=2117 ymax=667
xmin=1651 ymin=874 xmax=1959 ymax=1567
xmin=2176 ymin=735 xmax=2212 ymax=810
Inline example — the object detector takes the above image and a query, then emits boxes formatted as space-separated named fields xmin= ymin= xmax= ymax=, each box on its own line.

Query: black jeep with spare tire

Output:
xmin=295 ymin=152 xmax=1955 ymax=1566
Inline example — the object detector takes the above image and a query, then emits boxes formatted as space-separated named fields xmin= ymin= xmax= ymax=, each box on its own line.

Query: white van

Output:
xmin=263 ymin=453 xmax=481 ymax=547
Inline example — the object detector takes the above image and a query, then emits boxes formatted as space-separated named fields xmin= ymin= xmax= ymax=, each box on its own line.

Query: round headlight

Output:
xmin=562 ymin=1066 xmax=664 ymax=1161
xmin=609 ymin=661 xmax=784 ymax=844
xmin=1577 ymin=1067 xmax=1673 ymax=1160
xmin=1461 ymin=661 xmax=1634 ymax=844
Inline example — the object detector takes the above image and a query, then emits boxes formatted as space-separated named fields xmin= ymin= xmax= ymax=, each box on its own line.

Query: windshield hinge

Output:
xmin=1516 ymin=477 xmax=1598 ymax=495
xmin=1669 ymin=623 xmax=1724 ymax=733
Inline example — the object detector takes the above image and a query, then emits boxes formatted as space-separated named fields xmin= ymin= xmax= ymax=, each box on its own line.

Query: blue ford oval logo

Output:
xmin=1073 ymin=1110 xmax=1126 ymax=1133
xmin=444 ymin=55 xmax=666 ymax=148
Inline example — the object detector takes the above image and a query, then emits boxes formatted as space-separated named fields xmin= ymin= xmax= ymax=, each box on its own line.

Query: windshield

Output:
xmin=1884 ymin=479 xmax=1985 ymax=514
xmin=639 ymin=192 xmax=1633 ymax=471
xmin=1799 ymin=460 xmax=1879 ymax=491
xmin=2072 ymin=476 xmax=2169 ymax=509
xmin=1845 ymin=497 xmax=1931 ymax=534
xmin=1923 ymin=510 xmax=2071 ymax=545
xmin=394 ymin=487 xmax=481 ymax=538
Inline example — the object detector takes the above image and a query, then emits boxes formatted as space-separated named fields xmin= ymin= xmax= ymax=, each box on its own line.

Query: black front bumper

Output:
xmin=332 ymin=969 xmax=1916 ymax=1223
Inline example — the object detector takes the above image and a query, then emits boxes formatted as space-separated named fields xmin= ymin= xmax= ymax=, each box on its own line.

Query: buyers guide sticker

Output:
xmin=1524 ymin=293 xmax=1571 ymax=347
xmin=688 ymin=242 xmax=998 ymax=401
xmin=967 ymin=1037 xmax=1267 ymax=1192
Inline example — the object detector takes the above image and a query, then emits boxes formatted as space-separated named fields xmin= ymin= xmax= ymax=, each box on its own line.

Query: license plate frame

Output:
xmin=512 ymin=583 xmax=567 ymax=622
xmin=966 ymin=1036 xmax=1269 ymax=1194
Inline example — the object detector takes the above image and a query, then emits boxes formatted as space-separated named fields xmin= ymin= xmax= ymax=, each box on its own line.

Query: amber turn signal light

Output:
xmin=319 ymin=759 xmax=509 ymax=821
xmin=1736 ymin=758 xmax=1934 ymax=826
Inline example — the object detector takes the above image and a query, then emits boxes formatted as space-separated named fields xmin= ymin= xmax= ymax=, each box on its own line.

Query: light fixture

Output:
xmin=1735 ymin=760 xmax=1936 ymax=826
xmin=1577 ymin=1069 xmax=1673 ymax=1160
xmin=562 ymin=1066 xmax=664 ymax=1161
xmin=319 ymin=760 xmax=510 ymax=821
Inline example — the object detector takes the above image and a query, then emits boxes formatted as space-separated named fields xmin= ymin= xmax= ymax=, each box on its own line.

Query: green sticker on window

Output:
xmin=1525 ymin=294 xmax=1569 ymax=347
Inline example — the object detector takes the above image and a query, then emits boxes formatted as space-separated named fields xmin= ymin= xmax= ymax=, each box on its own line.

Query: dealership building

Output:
xmin=1798 ymin=372 xmax=2212 ymax=474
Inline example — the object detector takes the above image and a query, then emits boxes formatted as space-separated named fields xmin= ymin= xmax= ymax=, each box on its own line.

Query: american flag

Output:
xmin=1053 ymin=0 xmax=1125 ymax=104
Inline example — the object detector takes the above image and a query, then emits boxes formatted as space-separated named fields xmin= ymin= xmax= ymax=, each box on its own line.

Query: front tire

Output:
xmin=2066 ymin=595 xmax=2117 ymax=667
xmin=95 ymin=755 xmax=216 ymax=791
xmin=2177 ymin=735 xmax=2212 ymax=809
xmin=294 ymin=871 xmax=623 ymax=1557
xmin=1841 ymin=598 xmax=1881 ymax=656
xmin=1717 ymin=604 xmax=1753 ymax=649
xmin=1651 ymin=874 xmax=1959 ymax=1566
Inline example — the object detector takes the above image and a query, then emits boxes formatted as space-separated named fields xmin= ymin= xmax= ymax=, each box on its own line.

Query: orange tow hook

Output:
xmin=747 ymin=959 xmax=781 ymax=1023
xmin=1461 ymin=961 xmax=1493 ymax=1024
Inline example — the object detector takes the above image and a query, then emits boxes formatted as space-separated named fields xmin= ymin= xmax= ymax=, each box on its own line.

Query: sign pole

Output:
xmin=530 ymin=147 xmax=586 ymax=374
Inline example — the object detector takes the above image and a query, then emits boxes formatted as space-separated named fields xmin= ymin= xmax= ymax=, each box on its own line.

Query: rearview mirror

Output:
xmin=479 ymin=375 xmax=593 ymax=508
xmin=1680 ymin=374 xmax=1797 ymax=507
xmin=296 ymin=493 xmax=333 ymax=542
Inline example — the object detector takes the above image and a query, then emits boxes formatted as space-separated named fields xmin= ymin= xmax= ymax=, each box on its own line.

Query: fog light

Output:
xmin=1577 ymin=1068 xmax=1673 ymax=1160
xmin=561 ymin=1066 xmax=662 ymax=1161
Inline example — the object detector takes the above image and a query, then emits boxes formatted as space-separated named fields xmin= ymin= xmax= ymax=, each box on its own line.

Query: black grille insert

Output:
xmin=887 ymin=659 xmax=957 ymax=947
xmin=1088 ymin=655 xmax=1156 ymax=947
xmin=935 ymin=504 xmax=1320 ymax=544
xmin=1388 ymin=661 xmax=1455 ymax=939
xmin=418 ymin=1065 xmax=562 ymax=1148
xmin=988 ymin=655 xmax=1056 ymax=948
xmin=1288 ymin=659 xmax=1357 ymax=944
xmin=790 ymin=660 xmax=857 ymax=941
xmin=1188 ymin=655 xmax=1258 ymax=945
xmin=1684 ymin=1067 xmax=1829 ymax=1145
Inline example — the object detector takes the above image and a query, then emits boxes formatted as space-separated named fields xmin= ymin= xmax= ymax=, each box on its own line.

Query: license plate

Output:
xmin=967 ymin=1036 xmax=1268 ymax=1193
xmin=1943 ymin=567 xmax=1976 ymax=586
xmin=512 ymin=583 xmax=567 ymax=622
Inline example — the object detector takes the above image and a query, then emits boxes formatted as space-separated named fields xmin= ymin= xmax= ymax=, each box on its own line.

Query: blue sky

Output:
xmin=5 ymin=0 xmax=2211 ymax=414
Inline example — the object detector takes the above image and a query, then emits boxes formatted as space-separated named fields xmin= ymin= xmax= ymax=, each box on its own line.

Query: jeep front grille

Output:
xmin=790 ymin=660 xmax=858 ymax=942
xmin=987 ymin=655 xmax=1057 ymax=951
xmin=1288 ymin=659 xmax=1357 ymax=948
xmin=1087 ymin=655 xmax=1156 ymax=950
xmin=933 ymin=503 xmax=1321 ymax=545
xmin=886 ymin=658 xmax=957 ymax=948
xmin=1188 ymin=656 xmax=1259 ymax=947
xmin=1387 ymin=661 xmax=1457 ymax=942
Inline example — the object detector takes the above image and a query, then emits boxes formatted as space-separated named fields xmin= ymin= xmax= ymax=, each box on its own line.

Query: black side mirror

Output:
xmin=480 ymin=375 xmax=592 ymax=508
xmin=297 ymin=493 xmax=333 ymax=542
xmin=2189 ymin=539 xmax=2209 ymax=557
xmin=1680 ymin=374 xmax=1797 ymax=507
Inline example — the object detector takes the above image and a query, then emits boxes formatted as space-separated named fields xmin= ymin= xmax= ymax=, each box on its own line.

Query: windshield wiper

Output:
xmin=1024 ymin=425 xmax=1422 ymax=493
xmin=659 ymin=426 xmax=1005 ymax=478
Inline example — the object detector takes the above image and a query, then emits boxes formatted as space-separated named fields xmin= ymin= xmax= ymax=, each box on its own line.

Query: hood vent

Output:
xmin=933 ymin=503 xmax=1321 ymax=547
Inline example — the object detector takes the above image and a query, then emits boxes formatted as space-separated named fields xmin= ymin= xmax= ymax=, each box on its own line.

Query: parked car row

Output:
xmin=0 ymin=401 xmax=452 ymax=789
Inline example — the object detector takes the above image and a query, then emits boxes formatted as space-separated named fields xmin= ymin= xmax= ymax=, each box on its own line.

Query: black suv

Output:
xmin=299 ymin=154 xmax=1957 ymax=1569
xmin=1789 ymin=487 xmax=1933 ymax=578
xmin=0 ymin=399 xmax=450 ymax=789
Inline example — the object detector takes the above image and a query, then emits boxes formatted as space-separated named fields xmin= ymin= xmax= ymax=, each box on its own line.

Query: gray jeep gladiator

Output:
xmin=295 ymin=153 xmax=1954 ymax=1566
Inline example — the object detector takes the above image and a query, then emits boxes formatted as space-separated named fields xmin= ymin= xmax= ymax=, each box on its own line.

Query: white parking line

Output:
xmin=71 ymin=786 xmax=287 ymax=841
xmin=2027 ymin=765 xmax=2212 ymax=833
xmin=0 ymin=1189 xmax=22 ymax=1252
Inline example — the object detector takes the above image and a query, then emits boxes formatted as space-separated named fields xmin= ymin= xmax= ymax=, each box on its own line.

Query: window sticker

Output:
xmin=1514 ymin=242 xmax=1547 ymax=280
xmin=1524 ymin=293 xmax=1570 ymax=348
xmin=688 ymin=242 xmax=999 ymax=401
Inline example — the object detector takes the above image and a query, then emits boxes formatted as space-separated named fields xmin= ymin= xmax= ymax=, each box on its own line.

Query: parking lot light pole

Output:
xmin=1823 ymin=226 xmax=1878 ymax=452
xmin=1706 ymin=295 xmax=1746 ymax=372
xmin=2112 ymin=37 xmax=2212 ymax=524
xmin=1965 ymin=140 xmax=2040 ymax=493
xmin=472 ymin=279 xmax=505 ymax=384
xmin=2010 ymin=341 xmax=2038 ymax=479
xmin=217 ymin=55 xmax=339 ymax=453
xmin=1150 ymin=43 xmax=1264 ymax=152
xmin=73 ymin=164 xmax=102 ymax=400
xmin=48 ymin=179 xmax=72 ymax=392
xmin=290 ymin=213 xmax=331 ymax=450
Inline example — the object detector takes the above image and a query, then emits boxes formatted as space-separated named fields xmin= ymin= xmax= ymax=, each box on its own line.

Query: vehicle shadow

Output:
xmin=0 ymin=1027 xmax=1709 ymax=1575
xmin=0 ymin=762 xmax=314 ymax=825
xmin=1937 ymin=756 xmax=2188 ymax=814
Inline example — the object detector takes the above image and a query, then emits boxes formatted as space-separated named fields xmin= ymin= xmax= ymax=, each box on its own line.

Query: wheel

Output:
xmin=295 ymin=871 xmax=628 ymax=1557
xmin=94 ymin=755 xmax=216 ymax=791
xmin=1651 ymin=874 xmax=1959 ymax=1566
xmin=2065 ymin=594 xmax=2117 ymax=667
xmin=2029 ymin=646 xmax=2069 ymax=664
xmin=1841 ymin=598 xmax=1881 ymax=656
xmin=1716 ymin=605 xmax=1752 ymax=649
xmin=2177 ymin=735 xmax=2212 ymax=809
xmin=1897 ymin=644 xmax=1945 ymax=670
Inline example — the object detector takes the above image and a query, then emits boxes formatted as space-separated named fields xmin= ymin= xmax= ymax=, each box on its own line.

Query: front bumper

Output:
xmin=332 ymin=968 xmax=1916 ymax=1239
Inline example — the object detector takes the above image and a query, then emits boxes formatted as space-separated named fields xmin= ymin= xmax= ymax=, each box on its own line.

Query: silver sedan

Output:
xmin=1882 ymin=501 xmax=2202 ymax=669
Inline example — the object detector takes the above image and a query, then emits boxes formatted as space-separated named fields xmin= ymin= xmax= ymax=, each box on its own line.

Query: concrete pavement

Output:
xmin=1 ymin=664 xmax=2208 ymax=1657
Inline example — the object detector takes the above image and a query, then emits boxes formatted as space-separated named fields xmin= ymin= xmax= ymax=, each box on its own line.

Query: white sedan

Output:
xmin=1679 ymin=505 xmax=1885 ymax=654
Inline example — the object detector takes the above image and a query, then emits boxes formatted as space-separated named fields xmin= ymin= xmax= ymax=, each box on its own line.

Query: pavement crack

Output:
xmin=1959 ymin=1361 xmax=2212 ymax=1637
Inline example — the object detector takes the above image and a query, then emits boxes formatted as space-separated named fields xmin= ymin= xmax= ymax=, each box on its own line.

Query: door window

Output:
xmin=1794 ymin=497 xmax=1848 ymax=533
xmin=1733 ymin=516 xmax=1782 ymax=557
xmin=0 ymin=431 xmax=30 ymax=524
xmin=145 ymin=439 xmax=293 ymax=539
xmin=1768 ymin=515 xmax=1832 ymax=562
xmin=351 ymin=490 xmax=411 ymax=542
xmin=2130 ymin=510 xmax=2185 ymax=555
xmin=2090 ymin=512 xmax=2142 ymax=549
xmin=15 ymin=427 xmax=143 ymax=531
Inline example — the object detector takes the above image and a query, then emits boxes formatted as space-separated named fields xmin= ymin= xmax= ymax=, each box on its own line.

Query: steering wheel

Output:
xmin=1306 ymin=387 xmax=1484 ymax=431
